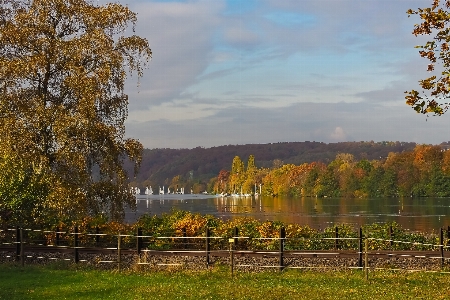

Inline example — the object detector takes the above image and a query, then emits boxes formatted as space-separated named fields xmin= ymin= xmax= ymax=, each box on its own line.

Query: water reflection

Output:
xmin=125 ymin=195 xmax=450 ymax=232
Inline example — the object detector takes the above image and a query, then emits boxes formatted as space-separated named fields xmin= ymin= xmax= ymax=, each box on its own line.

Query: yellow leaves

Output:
xmin=419 ymin=76 xmax=437 ymax=90
xmin=0 ymin=0 xmax=151 ymax=223
xmin=285 ymin=223 xmax=314 ymax=239
xmin=124 ymin=139 xmax=144 ymax=161
xmin=412 ymin=144 xmax=443 ymax=171
xmin=405 ymin=89 xmax=421 ymax=106
xmin=419 ymin=50 xmax=436 ymax=63
xmin=256 ymin=221 xmax=280 ymax=239
xmin=173 ymin=213 xmax=208 ymax=236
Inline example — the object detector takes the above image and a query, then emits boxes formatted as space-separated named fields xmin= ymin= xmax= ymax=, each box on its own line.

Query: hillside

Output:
xmin=130 ymin=141 xmax=418 ymax=187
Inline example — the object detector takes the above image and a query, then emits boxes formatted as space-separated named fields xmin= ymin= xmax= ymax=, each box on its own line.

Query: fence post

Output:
xmin=15 ymin=226 xmax=20 ymax=261
xmin=364 ymin=238 xmax=369 ymax=280
xmin=279 ymin=227 xmax=285 ymax=272
xmin=95 ymin=226 xmax=100 ymax=247
xmin=182 ymin=227 xmax=187 ymax=249
xmin=358 ymin=227 xmax=363 ymax=269
xmin=440 ymin=227 xmax=444 ymax=268
xmin=229 ymin=238 xmax=234 ymax=277
xmin=137 ymin=227 xmax=143 ymax=254
xmin=20 ymin=228 xmax=24 ymax=267
xmin=334 ymin=226 xmax=339 ymax=250
xmin=55 ymin=226 xmax=60 ymax=247
xmin=205 ymin=227 xmax=210 ymax=268
xmin=447 ymin=226 xmax=450 ymax=247
xmin=117 ymin=232 xmax=121 ymax=272
xmin=389 ymin=225 xmax=393 ymax=248
xmin=74 ymin=226 xmax=79 ymax=263
xmin=233 ymin=226 xmax=239 ymax=249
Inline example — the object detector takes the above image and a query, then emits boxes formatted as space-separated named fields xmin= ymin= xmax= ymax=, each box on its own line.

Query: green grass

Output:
xmin=1 ymin=263 xmax=449 ymax=299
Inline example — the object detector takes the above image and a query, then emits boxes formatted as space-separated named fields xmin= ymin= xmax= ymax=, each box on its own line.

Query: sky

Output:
xmin=111 ymin=0 xmax=450 ymax=149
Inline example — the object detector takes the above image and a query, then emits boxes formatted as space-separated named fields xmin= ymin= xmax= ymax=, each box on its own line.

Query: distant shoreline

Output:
xmin=134 ymin=194 xmax=219 ymax=201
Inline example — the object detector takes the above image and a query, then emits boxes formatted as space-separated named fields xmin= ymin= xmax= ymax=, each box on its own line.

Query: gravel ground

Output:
xmin=1 ymin=250 xmax=448 ymax=272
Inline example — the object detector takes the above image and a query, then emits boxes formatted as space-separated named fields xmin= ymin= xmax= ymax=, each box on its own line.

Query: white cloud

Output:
xmin=126 ymin=101 xmax=450 ymax=149
xmin=330 ymin=127 xmax=347 ymax=142
xmin=124 ymin=0 xmax=224 ymax=110
xmin=118 ymin=0 xmax=450 ymax=149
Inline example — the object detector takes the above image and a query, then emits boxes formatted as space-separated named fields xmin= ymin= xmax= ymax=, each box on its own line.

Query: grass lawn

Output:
xmin=0 ymin=263 xmax=449 ymax=299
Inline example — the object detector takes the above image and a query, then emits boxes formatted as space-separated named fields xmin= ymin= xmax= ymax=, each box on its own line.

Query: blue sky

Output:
xmin=113 ymin=0 xmax=450 ymax=149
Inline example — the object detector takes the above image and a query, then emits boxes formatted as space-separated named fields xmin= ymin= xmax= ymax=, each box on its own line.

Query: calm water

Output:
xmin=125 ymin=195 xmax=450 ymax=232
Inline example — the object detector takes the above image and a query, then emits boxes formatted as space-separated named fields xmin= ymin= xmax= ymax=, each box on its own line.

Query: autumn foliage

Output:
xmin=406 ymin=0 xmax=450 ymax=115
xmin=212 ymin=145 xmax=450 ymax=198
xmin=8 ymin=210 xmax=441 ymax=252
xmin=0 ymin=0 xmax=151 ymax=226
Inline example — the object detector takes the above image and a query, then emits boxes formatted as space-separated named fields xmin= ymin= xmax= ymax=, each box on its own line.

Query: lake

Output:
xmin=126 ymin=195 xmax=450 ymax=232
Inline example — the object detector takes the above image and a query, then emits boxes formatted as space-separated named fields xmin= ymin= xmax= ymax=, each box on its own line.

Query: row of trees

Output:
xmin=133 ymin=141 xmax=418 ymax=187
xmin=210 ymin=145 xmax=450 ymax=198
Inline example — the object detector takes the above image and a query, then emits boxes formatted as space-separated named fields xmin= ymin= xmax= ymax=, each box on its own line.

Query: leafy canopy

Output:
xmin=405 ymin=0 xmax=450 ymax=115
xmin=0 ymin=0 xmax=152 ymax=225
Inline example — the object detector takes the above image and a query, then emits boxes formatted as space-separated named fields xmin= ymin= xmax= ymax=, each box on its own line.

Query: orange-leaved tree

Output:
xmin=406 ymin=0 xmax=450 ymax=115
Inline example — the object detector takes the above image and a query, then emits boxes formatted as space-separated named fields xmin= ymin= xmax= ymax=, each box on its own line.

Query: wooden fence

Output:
xmin=1 ymin=226 xmax=450 ymax=273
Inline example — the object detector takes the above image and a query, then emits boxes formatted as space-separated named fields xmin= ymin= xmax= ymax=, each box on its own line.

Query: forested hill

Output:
xmin=132 ymin=141 xmax=418 ymax=186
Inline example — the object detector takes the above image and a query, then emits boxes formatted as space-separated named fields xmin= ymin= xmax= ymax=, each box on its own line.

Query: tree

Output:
xmin=427 ymin=165 xmax=450 ymax=196
xmin=328 ymin=153 xmax=355 ymax=197
xmin=214 ymin=169 xmax=229 ymax=194
xmin=242 ymin=155 xmax=257 ymax=194
xmin=0 ymin=151 xmax=50 ymax=226
xmin=314 ymin=165 xmax=339 ymax=198
xmin=361 ymin=166 xmax=384 ymax=197
xmin=302 ymin=163 xmax=325 ymax=197
xmin=262 ymin=164 xmax=296 ymax=196
xmin=230 ymin=156 xmax=245 ymax=193
xmin=0 ymin=0 xmax=152 ymax=225
xmin=287 ymin=163 xmax=311 ymax=196
xmin=380 ymin=169 xmax=398 ymax=197
xmin=406 ymin=0 xmax=450 ymax=115
xmin=170 ymin=175 xmax=182 ymax=193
